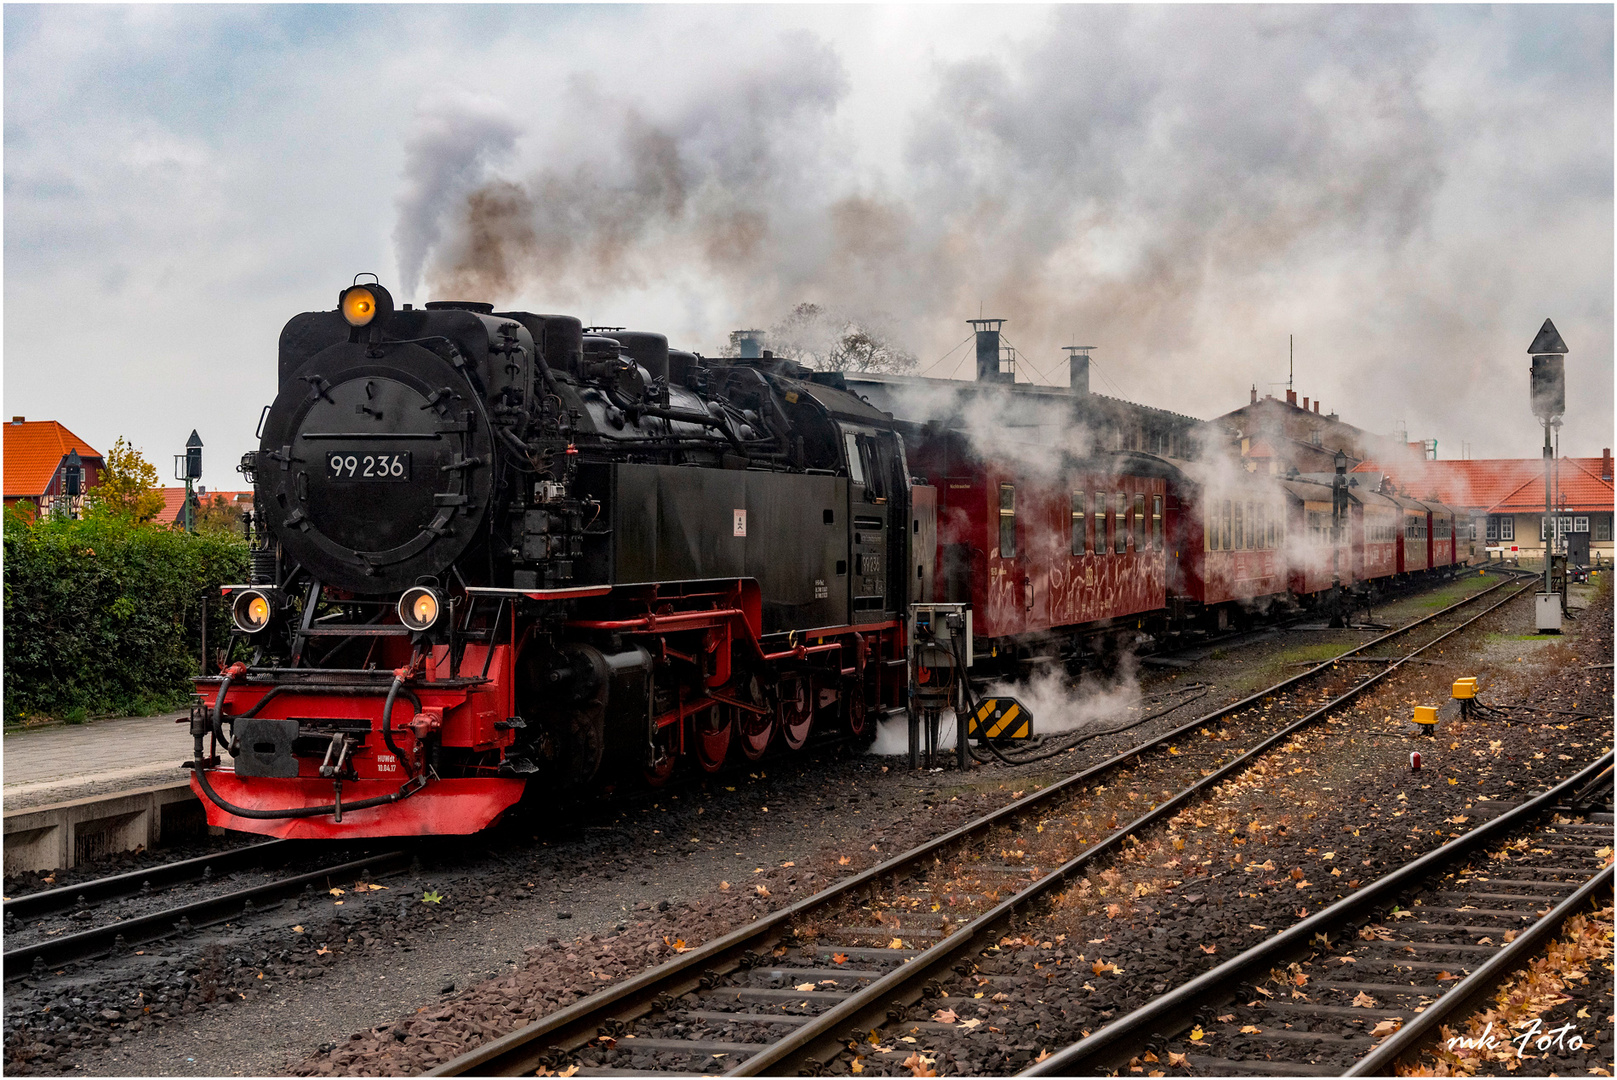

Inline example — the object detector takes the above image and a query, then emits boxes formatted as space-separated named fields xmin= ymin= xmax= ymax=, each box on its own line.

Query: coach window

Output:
xmin=1152 ymin=494 xmax=1164 ymax=551
xmin=1222 ymin=499 xmax=1233 ymax=552
xmin=1234 ymin=501 xmax=1245 ymax=550
xmin=1134 ymin=493 xmax=1146 ymax=551
xmin=999 ymin=484 xmax=1016 ymax=559
xmin=1253 ymin=503 xmax=1264 ymax=549
xmin=1115 ymin=492 xmax=1128 ymax=553
xmin=1096 ymin=490 xmax=1109 ymax=554
xmin=1071 ymin=491 xmax=1087 ymax=556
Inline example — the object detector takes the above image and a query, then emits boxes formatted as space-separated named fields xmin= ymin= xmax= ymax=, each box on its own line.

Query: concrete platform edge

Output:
xmin=3 ymin=780 xmax=204 ymax=875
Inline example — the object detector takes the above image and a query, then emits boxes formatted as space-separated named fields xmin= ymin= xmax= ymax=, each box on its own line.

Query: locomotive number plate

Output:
xmin=327 ymin=451 xmax=412 ymax=481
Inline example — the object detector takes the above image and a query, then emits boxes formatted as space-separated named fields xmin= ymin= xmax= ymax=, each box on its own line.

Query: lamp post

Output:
xmin=1528 ymin=319 xmax=1567 ymax=632
xmin=175 ymin=430 xmax=203 ymax=534
xmin=1330 ymin=448 xmax=1349 ymax=627
xmin=63 ymin=448 xmax=83 ymax=519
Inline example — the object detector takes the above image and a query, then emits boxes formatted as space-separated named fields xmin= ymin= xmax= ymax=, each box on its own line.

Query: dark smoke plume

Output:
xmin=394 ymin=7 xmax=1611 ymax=454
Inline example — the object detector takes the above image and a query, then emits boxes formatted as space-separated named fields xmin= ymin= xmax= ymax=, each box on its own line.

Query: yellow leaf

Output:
xmin=1371 ymin=1020 xmax=1402 ymax=1037
xmin=719 ymin=881 xmax=730 ymax=891
xmin=889 ymin=937 xmax=905 ymax=949
xmin=1168 ymin=1052 xmax=1187 ymax=1066
xmin=851 ymin=1060 xmax=863 ymax=1074
xmin=292 ymin=925 xmax=305 ymax=933
xmin=833 ymin=953 xmax=848 ymax=965
xmin=839 ymin=855 xmax=852 ymax=866
xmin=328 ymin=888 xmax=345 ymax=896
xmin=1448 ymin=777 xmax=1459 ymax=785
xmin=1189 ymin=1026 xmax=1205 ymax=1042
xmin=1352 ymin=991 xmax=1377 ymax=1008
xmin=756 ymin=885 xmax=770 ymax=898
xmin=1200 ymin=943 xmax=1216 ymax=954
xmin=1240 ymin=1025 xmax=1262 ymax=1034
xmin=795 ymin=983 xmax=817 ymax=992
xmin=558 ymin=1067 xmax=579 ymax=1078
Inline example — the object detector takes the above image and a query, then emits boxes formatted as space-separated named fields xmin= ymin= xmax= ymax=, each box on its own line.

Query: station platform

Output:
xmin=3 ymin=712 xmax=204 ymax=874
xmin=4 ymin=710 xmax=192 ymax=812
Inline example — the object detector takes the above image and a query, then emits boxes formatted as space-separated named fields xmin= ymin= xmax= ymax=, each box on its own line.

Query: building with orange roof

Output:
xmin=157 ymin=486 xmax=254 ymax=529
xmin=2 ymin=417 xmax=104 ymax=518
xmin=1354 ymin=450 xmax=1614 ymax=563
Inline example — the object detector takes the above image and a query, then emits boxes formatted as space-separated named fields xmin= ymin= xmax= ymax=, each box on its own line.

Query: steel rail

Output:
xmin=1021 ymin=751 xmax=1614 ymax=1076
xmin=731 ymin=577 xmax=1540 ymax=1076
xmin=3 ymin=840 xmax=289 ymax=922
xmin=2 ymin=849 xmax=411 ymax=978
xmin=1345 ymin=865 xmax=1614 ymax=1076
xmin=429 ymin=575 xmax=1532 ymax=1076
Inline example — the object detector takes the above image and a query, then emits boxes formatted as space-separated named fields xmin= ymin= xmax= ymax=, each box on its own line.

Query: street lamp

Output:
xmin=1528 ymin=319 xmax=1567 ymax=632
xmin=63 ymin=448 xmax=83 ymax=519
xmin=1330 ymin=448 xmax=1349 ymax=626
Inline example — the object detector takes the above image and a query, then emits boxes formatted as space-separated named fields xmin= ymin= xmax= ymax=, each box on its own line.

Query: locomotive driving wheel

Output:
xmin=779 ymin=675 xmax=814 ymax=751
xmin=695 ymin=705 xmax=732 ymax=774
xmin=844 ymin=679 xmax=870 ymax=740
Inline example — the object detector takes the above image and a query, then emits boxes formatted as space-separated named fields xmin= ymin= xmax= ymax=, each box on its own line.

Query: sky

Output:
xmin=5 ymin=4 xmax=1613 ymax=488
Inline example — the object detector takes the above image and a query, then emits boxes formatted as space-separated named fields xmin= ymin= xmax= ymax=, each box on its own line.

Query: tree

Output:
xmin=196 ymin=493 xmax=249 ymax=536
xmin=760 ymin=303 xmax=918 ymax=374
xmin=85 ymin=437 xmax=165 ymax=523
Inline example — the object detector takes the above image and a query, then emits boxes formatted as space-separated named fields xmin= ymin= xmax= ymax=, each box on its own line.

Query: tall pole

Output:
xmin=1543 ymin=419 xmax=1553 ymax=596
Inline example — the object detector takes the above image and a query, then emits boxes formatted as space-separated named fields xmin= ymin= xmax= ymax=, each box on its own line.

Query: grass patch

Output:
xmin=1273 ymin=643 xmax=1352 ymax=666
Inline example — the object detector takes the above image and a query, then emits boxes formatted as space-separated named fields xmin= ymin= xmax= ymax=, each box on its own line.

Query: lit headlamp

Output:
xmin=398 ymin=586 xmax=444 ymax=632
xmin=339 ymin=279 xmax=394 ymax=329
xmin=231 ymin=588 xmax=281 ymax=634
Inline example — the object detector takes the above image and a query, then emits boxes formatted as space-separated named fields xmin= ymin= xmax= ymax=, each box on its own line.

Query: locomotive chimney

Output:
xmin=729 ymin=329 xmax=764 ymax=359
xmin=1064 ymin=346 xmax=1093 ymax=396
xmin=969 ymin=318 xmax=1012 ymax=384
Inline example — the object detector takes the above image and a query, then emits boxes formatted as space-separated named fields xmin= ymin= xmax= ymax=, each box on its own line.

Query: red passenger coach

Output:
xmin=1427 ymin=502 xmax=1457 ymax=569
xmin=1351 ymin=486 xmax=1401 ymax=583
xmin=906 ymin=431 xmax=1169 ymax=657
xmin=1392 ymin=494 xmax=1432 ymax=575
xmin=1166 ymin=465 xmax=1287 ymax=621
xmin=1279 ymin=477 xmax=1355 ymax=597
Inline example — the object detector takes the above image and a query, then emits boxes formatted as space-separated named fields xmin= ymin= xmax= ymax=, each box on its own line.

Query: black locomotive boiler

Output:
xmin=194 ymin=278 xmax=933 ymax=838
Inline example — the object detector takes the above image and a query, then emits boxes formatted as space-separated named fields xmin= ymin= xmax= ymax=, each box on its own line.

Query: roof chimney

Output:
xmin=1250 ymin=385 xmax=1257 ymax=404
xmin=1313 ymin=400 xmax=1320 ymax=414
xmin=10 ymin=416 xmax=23 ymax=423
xmin=1064 ymin=345 xmax=1092 ymax=396
xmin=1286 ymin=390 xmax=1297 ymax=406
xmin=729 ymin=329 xmax=764 ymax=359
xmin=1302 ymin=396 xmax=1309 ymax=411
xmin=969 ymin=319 xmax=1013 ymax=384
xmin=1603 ymin=448 xmax=1612 ymax=481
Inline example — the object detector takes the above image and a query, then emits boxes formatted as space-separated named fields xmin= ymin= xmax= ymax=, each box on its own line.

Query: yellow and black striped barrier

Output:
xmin=968 ymin=697 xmax=1033 ymax=741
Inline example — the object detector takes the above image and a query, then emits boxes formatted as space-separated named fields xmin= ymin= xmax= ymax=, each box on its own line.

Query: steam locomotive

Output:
xmin=192 ymin=278 xmax=1470 ymax=840
xmin=192 ymin=279 xmax=937 ymax=838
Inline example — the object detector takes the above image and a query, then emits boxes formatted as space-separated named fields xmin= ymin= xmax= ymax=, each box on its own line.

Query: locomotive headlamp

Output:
xmin=398 ymin=586 xmax=444 ymax=632
xmin=340 ymin=280 xmax=394 ymax=328
xmin=231 ymin=588 xmax=279 ymax=634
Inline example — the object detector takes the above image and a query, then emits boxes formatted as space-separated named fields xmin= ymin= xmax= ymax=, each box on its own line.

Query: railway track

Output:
xmin=1 ymin=846 xmax=412 ymax=977
xmin=1022 ymin=756 xmax=1614 ymax=1076
xmin=427 ymin=571 xmax=1540 ymax=1076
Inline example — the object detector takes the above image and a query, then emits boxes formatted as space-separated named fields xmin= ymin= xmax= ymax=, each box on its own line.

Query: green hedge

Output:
xmin=4 ymin=510 xmax=249 ymax=722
